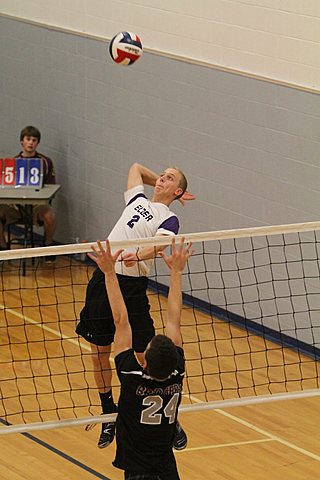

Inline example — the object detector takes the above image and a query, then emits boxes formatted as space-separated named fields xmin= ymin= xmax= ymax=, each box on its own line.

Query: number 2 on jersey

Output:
xmin=140 ymin=393 xmax=179 ymax=425
xmin=127 ymin=214 xmax=140 ymax=229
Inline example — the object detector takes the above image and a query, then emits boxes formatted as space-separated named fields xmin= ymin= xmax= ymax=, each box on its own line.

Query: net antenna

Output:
xmin=1 ymin=221 xmax=320 ymax=434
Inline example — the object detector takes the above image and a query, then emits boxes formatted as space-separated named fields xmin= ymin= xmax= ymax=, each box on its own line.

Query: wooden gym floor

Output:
xmin=0 ymin=257 xmax=319 ymax=479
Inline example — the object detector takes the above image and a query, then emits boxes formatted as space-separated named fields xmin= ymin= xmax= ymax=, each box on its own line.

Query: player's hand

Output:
xmin=88 ymin=239 xmax=123 ymax=274
xmin=122 ymin=251 xmax=137 ymax=268
xmin=178 ymin=191 xmax=196 ymax=206
xmin=159 ymin=237 xmax=193 ymax=272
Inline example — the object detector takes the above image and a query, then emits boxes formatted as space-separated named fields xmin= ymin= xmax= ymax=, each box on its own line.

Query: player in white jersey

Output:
xmin=75 ymin=163 xmax=194 ymax=449
xmin=109 ymin=183 xmax=180 ymax=277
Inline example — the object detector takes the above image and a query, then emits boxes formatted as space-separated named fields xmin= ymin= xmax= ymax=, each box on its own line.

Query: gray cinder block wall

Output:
xmin=1 ymin=17 xmax=320 ymax=352
xmin=1 ymin=17 xmax=319 ymax=244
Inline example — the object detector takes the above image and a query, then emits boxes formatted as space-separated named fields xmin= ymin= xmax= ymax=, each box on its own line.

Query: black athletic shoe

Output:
xmin=44 ymin=255 xmax=56 ymax=264
xmin=43 ymin=242 xmax=56 ymax=264
xmin=173 ymin=420 xmax=187 ymax=450
xmin=98 ymin=421 xmax=116 ymax=448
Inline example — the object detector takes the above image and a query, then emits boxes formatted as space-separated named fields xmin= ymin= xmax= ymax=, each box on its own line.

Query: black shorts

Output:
xmin=125 ymin=473 xmax=180 ymax=480
xmin=76 ymin=268 xmax=155 ymax=351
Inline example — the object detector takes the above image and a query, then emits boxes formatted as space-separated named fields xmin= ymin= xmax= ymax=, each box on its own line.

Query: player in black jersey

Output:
xmin=88 ymin=237 xmax=193 ymax=480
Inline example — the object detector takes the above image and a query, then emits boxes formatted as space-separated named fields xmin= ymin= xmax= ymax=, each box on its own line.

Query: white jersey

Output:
xmin=108 ymin=185 xmax=179 ymax=276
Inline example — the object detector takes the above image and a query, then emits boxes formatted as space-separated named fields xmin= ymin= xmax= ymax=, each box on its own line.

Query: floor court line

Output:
xmin=0 ymin=419 xmax=111 ymax=480
xmin=216 ymin=409 xmax=320 ymax=462
xmin=0 ymin=303 xmax=88 ymax=346
xmin=175 ymin=437 xmax=274 ymax=453
xmin=4 ymin=303 xmax=319 ymax=466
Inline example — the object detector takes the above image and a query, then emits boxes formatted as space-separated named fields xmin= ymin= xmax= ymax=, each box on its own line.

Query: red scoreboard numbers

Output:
xmin=0 ymin=158 xmax=43 ymax=188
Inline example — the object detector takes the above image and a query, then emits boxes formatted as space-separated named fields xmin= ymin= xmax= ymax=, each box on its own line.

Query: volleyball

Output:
xmin=109 ymin=31 xmax=143 ymax=66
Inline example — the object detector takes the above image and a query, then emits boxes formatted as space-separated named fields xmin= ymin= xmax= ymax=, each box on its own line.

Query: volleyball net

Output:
xmin=0 ymin=221 xmax=320 ymax=434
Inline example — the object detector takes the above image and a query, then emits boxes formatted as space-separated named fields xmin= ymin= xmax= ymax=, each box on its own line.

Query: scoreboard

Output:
xmin=0 ymin=158 xmax=43 ymax=188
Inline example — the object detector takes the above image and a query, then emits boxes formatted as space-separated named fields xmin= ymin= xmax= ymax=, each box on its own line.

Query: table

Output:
xmin=0 ymin=184 xmax=61 ymax=205
xmin=0 ymin=184 xmax=61 ymax=273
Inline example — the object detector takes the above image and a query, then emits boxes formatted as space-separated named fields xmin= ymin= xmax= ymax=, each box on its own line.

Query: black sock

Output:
xmin=99 ymin=390 xmax=117 ymax=414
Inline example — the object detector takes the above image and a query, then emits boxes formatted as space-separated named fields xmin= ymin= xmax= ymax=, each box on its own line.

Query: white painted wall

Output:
xmin=1 ymin=0 xmax=320 ymax=91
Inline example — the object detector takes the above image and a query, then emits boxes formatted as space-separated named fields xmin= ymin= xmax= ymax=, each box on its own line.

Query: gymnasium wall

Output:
xmin=0 ymin=12 xmax=319 ymax=351
xmin=1 ymin=15 xmax=319 ymax=243
xmin=1 ymin=0 xmax=320 ymax=90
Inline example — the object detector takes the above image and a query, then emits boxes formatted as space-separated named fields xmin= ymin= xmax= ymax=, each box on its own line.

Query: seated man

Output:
xmin=0 ymin=126 xmax=57 ymax=260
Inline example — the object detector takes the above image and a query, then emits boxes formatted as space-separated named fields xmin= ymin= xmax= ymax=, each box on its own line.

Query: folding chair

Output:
xmin=7 ymin=205 xmax=35 ymax=276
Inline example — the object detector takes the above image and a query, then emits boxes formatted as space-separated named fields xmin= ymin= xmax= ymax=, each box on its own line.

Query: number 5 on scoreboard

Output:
xmin=3 ymin=158 xmax=16 ymax=186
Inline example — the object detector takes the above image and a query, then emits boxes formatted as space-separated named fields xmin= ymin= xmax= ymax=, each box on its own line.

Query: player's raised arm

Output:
xmin=127 ymin=162 xmax=159 ymax=190
xmin=88 ymin=240 xmax=132 ymax=356
xmin=121 ymin=234 xmax=169 ymax=268
xmin=159 ymin=238 xmax=193 ymax=347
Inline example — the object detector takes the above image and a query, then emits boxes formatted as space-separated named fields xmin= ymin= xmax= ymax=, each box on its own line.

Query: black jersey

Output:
xmin=113 ymin=347 xmax=185 ymax=475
